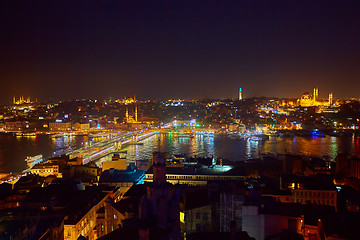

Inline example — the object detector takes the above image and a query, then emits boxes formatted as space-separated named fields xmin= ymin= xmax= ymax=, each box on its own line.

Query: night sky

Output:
xmin=1 ymin=0 xmax=360 ymax=104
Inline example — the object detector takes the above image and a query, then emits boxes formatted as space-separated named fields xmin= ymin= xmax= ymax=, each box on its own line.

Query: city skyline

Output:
xmin=5 ymin=86 xmax=343 ymax=104
xmin=3 ymin=2 xmax=360 ymax=239
xmin=1 ymin=1 xmax=360 ymax=104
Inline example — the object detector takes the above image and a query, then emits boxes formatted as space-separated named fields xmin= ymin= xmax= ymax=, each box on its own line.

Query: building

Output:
xmin=298 ymin=87 xmax=334 ymax=107
xmin=5 ymin=121 xmax=28 ymax=131
xmin=102 ymin=154 xmax=127 ymax=171
xmin=62 ymin=162 xmax=101 ymax=183
xmin=336 ymin=154 xmax=360 ymax=180
xmin=13 ymin=96 xmax=31 ymax=105
xmin=74 ymin=122 xmax=90 ymax=131
xmin=145 ymin=164 xmax=246 ymax=186
xmin=181 ymin=188 xmax=214 ymax=235
xmin=242 ymin=202 xmax=304 ymax=240
xmin=49 ymin=122 xmax=72 ymax=131
xmin=219 ymin=192 xmax=244 ymax=232
xmin=99 ymin=168 xmax=145 ymax=197
xmin=284 ymin=175 xmax=338 ymax=211
xmin=62 ymin=189 xmax=109 ymax=240
xmin=181 ymin=186 xmax=246 ymax=238
xmin=31 ymin=163 xmax=62 ymax=178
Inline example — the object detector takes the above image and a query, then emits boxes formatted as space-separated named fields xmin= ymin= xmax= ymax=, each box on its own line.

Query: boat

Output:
xmin=22 ymin=132 xmax=36 ymax=136
xmin=249 ymin=136 xmax=261 ymax=141
xmin=51 ymin=133 xmax=63 ymax=139
xmin=25 ymin=154 xmax=44 ymax=168
xmin=249 ymin=134 xmax=269 ymax=142
xmin=228 ymin=133 xmax=248 ymax=139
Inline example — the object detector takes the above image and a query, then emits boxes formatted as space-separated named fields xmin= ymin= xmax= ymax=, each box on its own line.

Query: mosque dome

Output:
xmin=300 ymin=92 xmax=313 ymax=100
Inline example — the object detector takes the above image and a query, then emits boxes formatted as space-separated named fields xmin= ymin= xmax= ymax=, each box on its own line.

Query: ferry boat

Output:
xmin=249 ymin=135 xmax=269 ymax=142
xmin=249 ymin=136 xmax=261 ymax=141
xmin=25 ymin=154 xmax=44 ymax=168
xmin=15 ymin=132 xmax=36 ymax=137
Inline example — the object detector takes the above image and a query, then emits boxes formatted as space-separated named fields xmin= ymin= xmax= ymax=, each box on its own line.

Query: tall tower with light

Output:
xmin=313 ymin=87 xmax=319 ymax=104
xmin=238 ymin=88 xmax=243 ymax=100
xmin=329 ymin=92 xmax=333 ymax=106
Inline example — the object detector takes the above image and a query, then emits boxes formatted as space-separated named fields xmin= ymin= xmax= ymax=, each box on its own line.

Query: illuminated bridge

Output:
xmin=66 ymin=131 xmax=158 ymax=164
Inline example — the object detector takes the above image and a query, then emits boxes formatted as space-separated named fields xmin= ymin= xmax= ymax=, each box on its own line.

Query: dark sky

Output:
xmin=1 ymin=0 xmax=360 ymax=104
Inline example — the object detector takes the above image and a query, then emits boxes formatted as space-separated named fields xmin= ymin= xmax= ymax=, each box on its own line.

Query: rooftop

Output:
xmin=100 ymin=169 xmax=145 ymax=183
xmin=146 ymin=164 xmax=246 ymax=177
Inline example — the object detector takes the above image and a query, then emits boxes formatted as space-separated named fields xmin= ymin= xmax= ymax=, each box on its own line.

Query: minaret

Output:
xmin=313 ymin=87 xmax=318 ymax=105
xmin=134 ymin=94 xmax=138 ymax=122
xmin=238 ymin=88 xmax=243 ymax=100
xmin=329 ymin=92 xmax=333 ymax=106
xmin=135 ymin=105 xmax=138 ymax=122
xmin=125 ymin=106 xmax=129 ymax=123
xmin=13 ymin=97 xmax=15 ymax=104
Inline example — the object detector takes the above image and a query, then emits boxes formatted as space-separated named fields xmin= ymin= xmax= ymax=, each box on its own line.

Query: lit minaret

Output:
xmin=135 ymin=105 xmax=138 ymax=122
xmin=238 ymin=88 xmax=243 ymax=100
xmin=313 ymin=87 xmax=319 ymax=104
xmin=313 ymin=87 xmax=316 ymax=103
xmin=329 ymin=92 xmax=333 ymax=106
xmin=125 ymin=106 xmax=129 ymax=123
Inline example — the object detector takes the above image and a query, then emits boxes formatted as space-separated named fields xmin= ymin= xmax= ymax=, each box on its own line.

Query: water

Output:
xmin=0 ymin=133 xmax=105 ymax=173
xmin=1 ymin=133 xmax=360 ymax=173
xmin=123 ymin=133 xmax=360 ymax=162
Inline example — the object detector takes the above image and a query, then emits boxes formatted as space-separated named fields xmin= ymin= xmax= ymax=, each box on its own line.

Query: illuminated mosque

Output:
xmin=13 ymin=96 xmax=32 ymax=105
xmin=298 ymin=87 xmax=333 ymax=107
xmin=124 ymin=104 xmax=139 ymax=123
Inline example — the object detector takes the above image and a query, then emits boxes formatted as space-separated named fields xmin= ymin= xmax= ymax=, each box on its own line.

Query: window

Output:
xmin=196 ymin=224 xmax=201 ymax=231
xmin=203 ymin=213 xmax=208 ymax=220
xmin=196 ymin=212 xmax=200 ymax=219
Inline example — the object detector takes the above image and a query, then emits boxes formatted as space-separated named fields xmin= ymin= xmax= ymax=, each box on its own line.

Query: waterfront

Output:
xmin=1 ymin=132 xmax=360 ymax=173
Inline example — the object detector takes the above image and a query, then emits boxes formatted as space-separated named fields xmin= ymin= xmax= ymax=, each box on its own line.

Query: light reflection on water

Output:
xmin=2 ymin=133 xmax=360 ymax=173
xmin=113 ymin=134 xmax=360 ymax=163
